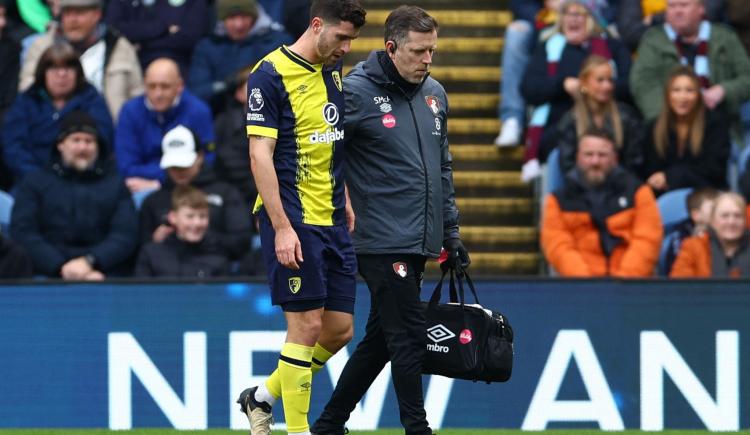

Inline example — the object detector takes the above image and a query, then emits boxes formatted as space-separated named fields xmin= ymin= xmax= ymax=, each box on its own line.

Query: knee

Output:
xmin=339 ymin=324 xmax=354 ymax=346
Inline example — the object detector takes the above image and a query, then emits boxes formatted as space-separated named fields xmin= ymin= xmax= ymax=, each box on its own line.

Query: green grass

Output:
xmin=0 ymin=430 xmax=748 ymax=435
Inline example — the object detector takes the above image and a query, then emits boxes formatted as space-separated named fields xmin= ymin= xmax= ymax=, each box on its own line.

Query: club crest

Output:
xmin=392 ymin=262 xmax=407 ymax=278
xmin=288 ymin=277 xmax=302 ymax=294
xmin=425 ymin=96 xmax=440 ymax=115
xmin=332 ymin=71 xmax=342 ymax=92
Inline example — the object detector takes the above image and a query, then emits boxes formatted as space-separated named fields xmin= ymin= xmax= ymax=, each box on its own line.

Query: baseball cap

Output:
xmin=59 ymin=0 xmax=102 ymax=8
xmin=217 ymin=0 xmax=258 ymax=20
xmin=160 ymin=125 xmax=202 ymax=169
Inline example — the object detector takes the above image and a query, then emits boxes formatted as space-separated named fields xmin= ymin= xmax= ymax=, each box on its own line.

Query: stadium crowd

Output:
xmin=0 ymin=0 xmax=749 ymax=279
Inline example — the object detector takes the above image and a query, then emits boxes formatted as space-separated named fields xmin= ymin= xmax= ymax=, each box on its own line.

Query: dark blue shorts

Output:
xmin=258 ymin=212 xmax=357 ymax=313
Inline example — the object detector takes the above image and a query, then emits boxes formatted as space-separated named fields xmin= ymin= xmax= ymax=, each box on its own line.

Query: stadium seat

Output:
xmin=739 ymin=145 xmax=750 ymax=178
xmin=0 ymin=189 xmax=13 ymax=234
xmin=132 ymin=187 xmax=158 ymax=210
xmin=657 ymin=188 xmax=692 ymax=233
xmin=545 ymin=147 xmax=565 ymax=194
xmin=657 ymin=230 xmax=682 ymax=277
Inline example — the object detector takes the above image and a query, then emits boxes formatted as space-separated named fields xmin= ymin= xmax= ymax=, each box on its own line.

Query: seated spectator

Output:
xmin=105 ymin=0 xmax=208 ymax=75
xmin=189 ymin=0 xmax=291 ymax=110
xmin=19 ymin=0 xmax=143 ymax=120
xmin=662 ymin=187 xmax=718 ymax=275
xmin=641 ymin=66 xmax=730 ymax=193
xmin=541 ymin=127 xmax=663 ymax=277
xmin=630 ymin=0 xmax=750 ymax=121
xmin=2 ymin=42 xmax=113 ymax=183
xmin=0 ymin=0 xmax=20 ymax=190
xmin=139 ymin=125 xmax=251 ymax=261
xmin=10 ymin=111 xmax=138 ymax=279
xmin=617 ymin=0 xmax=725 ymax=53
xmin=115 ymin=57 xmax=214 ymax=193
xmin=494 ymin=0 xmax=550 ymax=147
xmin=520 ymin=0 xmax=631 ymax=181
xmin=214 ymin=67 xmax=257 ymax=204
xmin=557 ymin=54 xmax=644 ymax=176
xmin=671 ymin=192 xmax=750 ymax=277
xmin=0 ymin=234 xmax=33 ymax=279
xmin=135 ymin=185 xmax=230 ymax=278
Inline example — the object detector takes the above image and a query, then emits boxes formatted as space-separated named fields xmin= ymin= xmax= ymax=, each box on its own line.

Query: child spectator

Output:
xmin=661 ymin=187 xmax=719 ymax=275
xmin=135 ymin=184 xmax=230 ymax=278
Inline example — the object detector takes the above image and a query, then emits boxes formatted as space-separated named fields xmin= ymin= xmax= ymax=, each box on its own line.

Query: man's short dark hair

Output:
xmin=310 ymin=0 xmax=366 ymax=28
xmin=580 ymin=126 xmax=616 ymax=148
xmin=384 ymin=6 xmax=438 ymax=48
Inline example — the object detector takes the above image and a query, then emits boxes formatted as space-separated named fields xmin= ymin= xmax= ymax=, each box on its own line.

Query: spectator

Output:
xmin=629 ymin=0 xmax=750 ymax=121
xmin=0 ymin=0 xmax=20 ymax=190
xmin=105 ymin=0 xmax=208 ymax=75
xmin=661 ymin=187 xmax=718 ymax=275
xmin=115 ymin=57 xmax=214 ymax=193
xmin=617 ymin=0 xmax=725 ymax=52
xmin=139 ymin=125 xmax=251 ymax=262
xmin=19 ymin=0 xmax=143 ymax=121
xmin=493 ymin=0 xmax=547 ymax=147
xmin=671 ymin=192 xmax=750 ymax=277
xmin=541 ymin=128 xmax=663 ymax=276
xmin=10 ymin=111 xmax=138 ymax=279
xmin=2 ymin=42 xmax=113 ymax=183
xmin=520 ymin=0 xmax=631 ymax=181
xmin=0 ymin=234 xmax=33 ymax=279
xmin=189 ymin=0 xmax=291 ymax=110
xmin=135 ymin=185 xmax=230 ymax=278
xmin=557 ymin=54 xmax=643 ymax=176
xmin=641 ymin=66 xmax=730 ymax=193
xmin=213 ymin=67 xmax=256 ymax=204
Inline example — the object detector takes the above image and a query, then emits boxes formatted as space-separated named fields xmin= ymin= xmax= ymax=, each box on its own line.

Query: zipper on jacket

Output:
xmin=406 ymin=98 xmax=430 ymax=253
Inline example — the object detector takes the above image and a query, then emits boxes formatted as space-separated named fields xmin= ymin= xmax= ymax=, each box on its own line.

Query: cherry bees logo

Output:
xmin=425 ymin=96 xmax=440 ymax=115
xmin=288 ymin=277 xmax=302 ymax=294
xmin=392 ymin=262 xmax=407 ymax=278
xmin=459 ymin=329 xmax=473 ymax=344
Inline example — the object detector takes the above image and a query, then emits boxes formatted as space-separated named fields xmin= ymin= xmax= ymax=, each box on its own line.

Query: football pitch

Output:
xmin=0 ymin=430 xmax=748 ymax=435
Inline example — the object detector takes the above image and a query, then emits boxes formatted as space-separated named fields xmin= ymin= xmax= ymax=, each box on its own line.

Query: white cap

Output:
xmin=160 ymin=125 xmax=199 ymax=169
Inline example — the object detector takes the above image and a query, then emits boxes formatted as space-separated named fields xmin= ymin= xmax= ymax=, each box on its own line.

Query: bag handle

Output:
xmin=428 ymin=266 xmax=479 ymax=308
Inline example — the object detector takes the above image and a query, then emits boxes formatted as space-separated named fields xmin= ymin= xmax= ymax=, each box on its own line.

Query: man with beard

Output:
xmin=541 ymin=128 xmax=663 ymax=277
xmin=235 ymin=2 xmax=366 ymax=435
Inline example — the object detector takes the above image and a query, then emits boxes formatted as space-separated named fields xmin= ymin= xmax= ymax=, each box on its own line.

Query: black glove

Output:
xmin=443 ymin=237 xmax=470 ymax=271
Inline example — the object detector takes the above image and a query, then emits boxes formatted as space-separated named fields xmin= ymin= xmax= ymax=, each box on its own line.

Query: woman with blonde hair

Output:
xmin=671 ymin=192 xmax=750 ymax=277
xmin=557 ymin=54 xmax=643 ymax=175
xmin=641 ymin=65 xmax=730 ymax=193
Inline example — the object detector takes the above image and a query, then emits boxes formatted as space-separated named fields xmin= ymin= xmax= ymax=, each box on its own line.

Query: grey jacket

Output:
xmin=344 ymin=50 xmax=459 ymax=257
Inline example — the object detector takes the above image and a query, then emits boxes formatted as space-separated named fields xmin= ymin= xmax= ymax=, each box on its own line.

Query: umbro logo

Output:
xmin=427 ymin=324 xmax=455 ymax=343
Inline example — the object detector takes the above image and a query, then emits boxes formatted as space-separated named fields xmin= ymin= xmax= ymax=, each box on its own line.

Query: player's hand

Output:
xmin=345 ymin=202 xmax=356 ymax=233
xmin=275 ymin=225 xmax=303 ymax=270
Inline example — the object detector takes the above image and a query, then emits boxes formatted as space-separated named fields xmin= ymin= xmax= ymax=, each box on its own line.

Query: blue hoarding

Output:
xmin=0 ymin=279 xmax=748 ymax=430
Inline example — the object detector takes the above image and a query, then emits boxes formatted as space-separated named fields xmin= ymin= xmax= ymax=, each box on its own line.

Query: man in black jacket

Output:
xmin=311 ymin=6 xmax=469 ymax=435
xmin=139 ymin=124 xmax=252 ymax=264
xmin=10 ymin=110 xmax=138 ymax=279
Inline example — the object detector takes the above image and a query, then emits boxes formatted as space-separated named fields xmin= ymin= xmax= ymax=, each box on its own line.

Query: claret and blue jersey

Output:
xmin=246 ymin=45 xmax=346 ymax=227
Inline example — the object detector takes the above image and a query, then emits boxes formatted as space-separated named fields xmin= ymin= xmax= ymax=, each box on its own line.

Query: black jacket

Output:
xmin=214 ymin=101 xmax=257 ymax=204
xmin=343 ymin=51 xmax=459 ymax=257
xmin=135 ymin=233 xmax=229 ymax=278
xmin=139 ymin=165 xmax=252 ymax=258
xmin=641 ymin=109 xmax=730 ymax=191
xmin=10 ymin=142 xmax=138 ymax=277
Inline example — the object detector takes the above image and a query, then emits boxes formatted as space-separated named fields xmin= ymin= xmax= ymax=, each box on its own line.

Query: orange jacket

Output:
xmin=669 ymin=233 xmax=711 ymax=277
xmin=541 ymin=171 xmax=663 ymax=277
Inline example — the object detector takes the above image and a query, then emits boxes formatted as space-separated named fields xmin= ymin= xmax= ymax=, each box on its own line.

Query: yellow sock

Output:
xmin=279 ymin=342 xmax=314 ymax=434
xmin=266 ymin=342 xmax=333 ymax=399
xmin=311 ymin=342 xmax=334 ymax=375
